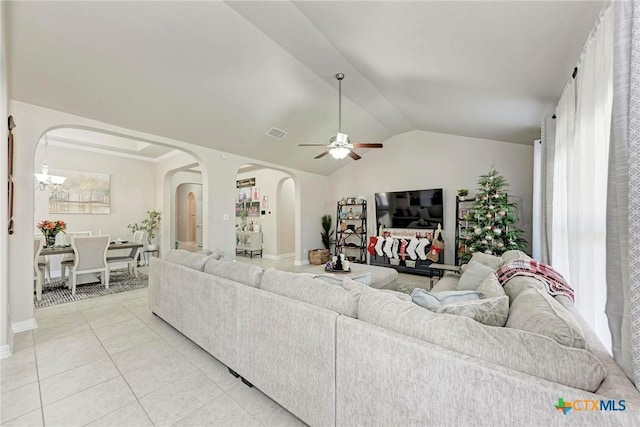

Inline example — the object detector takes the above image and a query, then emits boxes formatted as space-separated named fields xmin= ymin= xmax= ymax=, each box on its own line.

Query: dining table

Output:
xmin=40 ymin=241 xmax=144 ymax=257
xmin=40 ymin=242 xmax=144 ymax=285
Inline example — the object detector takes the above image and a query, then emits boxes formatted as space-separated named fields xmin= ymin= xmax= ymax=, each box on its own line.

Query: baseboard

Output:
xmin=12 ymin=318 xmax=38 ymax=333
xmin=294 ymin=259 xmax=310 ymax=266
xmin=0 ymin=343 xmax=12 ymax=359
xmin=262 ymin=253 xmax=295 ymax=260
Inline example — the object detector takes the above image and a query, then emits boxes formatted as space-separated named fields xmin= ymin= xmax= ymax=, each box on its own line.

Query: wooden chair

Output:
xmin=33 ymin=238 xmax=46 ymax=301
xmin=60 ymin=231 xmax=93 ymax=283
xmin=107 ymin=230 xmax=144 ymax=278
xmin=68 ymin=235 xmax=110 ymax=295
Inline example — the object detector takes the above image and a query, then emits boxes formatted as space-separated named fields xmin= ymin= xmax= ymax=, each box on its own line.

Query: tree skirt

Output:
xmin=35 ymin=270 xmax=148 ymax=308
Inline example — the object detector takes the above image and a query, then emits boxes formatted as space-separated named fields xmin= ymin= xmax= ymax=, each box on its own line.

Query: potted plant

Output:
xmin=457 ymin=189 xmax=469 ymax=200
xmin=128 ymin=210 xmax=161 ymax=250
xmin=308 ymin=214 xmax=333 ymax=265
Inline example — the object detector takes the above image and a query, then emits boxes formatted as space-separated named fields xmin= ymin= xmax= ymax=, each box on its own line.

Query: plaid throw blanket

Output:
xmin=495 ymin=259 xmax=575 ymax=302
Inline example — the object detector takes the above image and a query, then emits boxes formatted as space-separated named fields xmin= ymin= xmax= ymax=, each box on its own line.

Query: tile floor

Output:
xmin=2 ymin=255 xmax=432 ymax=427
xmin=1 ymin=286 xmax=306 ymax=427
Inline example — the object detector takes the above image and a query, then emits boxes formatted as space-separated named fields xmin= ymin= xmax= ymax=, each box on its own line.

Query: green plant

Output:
xmin=128 ymin=210 xmax=162 ymax=245
xmin=320 ymin=214 xmax=334 ymax=250
xmin=457 ymin=188 xmax=469 ymax=197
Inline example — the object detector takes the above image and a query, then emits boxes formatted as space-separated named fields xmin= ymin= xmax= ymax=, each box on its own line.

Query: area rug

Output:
xmin=35 ymin=270 xmax=148 ymax=308
xmin=394 ymin=282 xmax=415 ymax=295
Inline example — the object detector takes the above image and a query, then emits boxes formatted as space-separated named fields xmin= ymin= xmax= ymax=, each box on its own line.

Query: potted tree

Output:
xmin=308 ymin=214 xmax=333 ymax=265
xmin=128 ymin=210 xmax=162 ymax=250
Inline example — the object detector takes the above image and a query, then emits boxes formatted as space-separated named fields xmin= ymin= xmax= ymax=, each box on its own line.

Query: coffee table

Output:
xmin=305 ymin=263 xmax=398 ymax=289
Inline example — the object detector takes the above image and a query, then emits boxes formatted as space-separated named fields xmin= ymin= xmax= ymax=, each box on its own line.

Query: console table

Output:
xmin=236 ymin=231 xmax=263 ymax=258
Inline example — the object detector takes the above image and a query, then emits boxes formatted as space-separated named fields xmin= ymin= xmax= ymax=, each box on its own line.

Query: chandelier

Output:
xmin=34 ymin=136 xmax=67 ymax=191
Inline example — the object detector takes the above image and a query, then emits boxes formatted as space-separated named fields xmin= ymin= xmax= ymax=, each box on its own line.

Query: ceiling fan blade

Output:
xmin=352 ymin=143 xmax=383 ymax=148
xmin=298 ymin=144 xmax=328 ymax=147
xmin=348 ymin=151 xmax=362 ymax=160
xmin=314 ymin=151 xmax=330 ymax=159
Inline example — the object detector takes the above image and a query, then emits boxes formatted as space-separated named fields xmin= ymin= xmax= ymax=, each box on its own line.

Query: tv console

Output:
xmin=368 ymin=228 xmax=443 ymax=277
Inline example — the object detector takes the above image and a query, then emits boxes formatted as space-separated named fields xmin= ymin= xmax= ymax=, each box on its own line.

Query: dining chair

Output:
xmin=33 ymin=237 xmax=46 ymax=301
xmin=107 ymin=230 xmax=144 ymax=278
xmin=34 ymin=233 xmax=52 ymax=284
xmin=68 ymin=235 xmax=110 ymax=295
xmin=60 ymin=231 xmax=93 ymax=283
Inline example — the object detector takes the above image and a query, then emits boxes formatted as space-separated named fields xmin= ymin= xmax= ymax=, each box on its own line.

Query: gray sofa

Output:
xmin=149 ymin=250 xmax=640 ymax=426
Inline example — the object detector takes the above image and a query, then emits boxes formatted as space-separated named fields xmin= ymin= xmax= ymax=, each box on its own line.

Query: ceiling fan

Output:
xmin=298 ymin=73 xmax=383 ymax=160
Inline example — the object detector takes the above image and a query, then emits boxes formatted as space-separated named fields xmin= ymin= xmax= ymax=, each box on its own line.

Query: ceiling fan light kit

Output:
xmin=299 ymin=73 xmax=383 ymax=160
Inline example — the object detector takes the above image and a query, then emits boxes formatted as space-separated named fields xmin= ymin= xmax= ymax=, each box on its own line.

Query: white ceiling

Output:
xmin=7 ymin=1 xmax=604 ymax=175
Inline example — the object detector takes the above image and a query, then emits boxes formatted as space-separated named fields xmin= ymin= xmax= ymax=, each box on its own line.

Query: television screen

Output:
xmin=375 ymin=189 xmax=443 ymax=230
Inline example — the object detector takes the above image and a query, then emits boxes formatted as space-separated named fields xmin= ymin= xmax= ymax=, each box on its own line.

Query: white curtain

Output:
xmin=606 ymin=0 xmax=640 ymax=389
xmin=552 ymin=5 xmax=614 ymax=349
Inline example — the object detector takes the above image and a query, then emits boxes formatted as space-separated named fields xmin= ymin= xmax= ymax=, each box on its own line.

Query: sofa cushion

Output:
xmin=506 ymin=287 xmax=586 ymax=349
xmin=358 ymin=288 xmax=606 ymax=392
xmin=469 ymin=252 xmax=504 ymax=270
xmin=430 ymin=272 xmax=460 ymax=292
xmin=501 ymin=250 xmax=531 ymax=264
xmin=457 ymin=261 xmax=496 ymax=290
xmin=197 ymin=248 xmax=225 ymax=260
xmin=502 ymin=276 xmax=546 ymax=301
xmin=164 ymin=249 xmax=210 ymax=271
xmin=204 ymin=259 xmax=264 ymax=288
xmin=411 ymin=289 xmax=481 ymax=310
xmin=260 ymin=269 xmax=361 ymax=317
xmin=475 ymin=273 xmax=505 ymax=299
xmin=437 ymin=296 xmax=509 ymax=327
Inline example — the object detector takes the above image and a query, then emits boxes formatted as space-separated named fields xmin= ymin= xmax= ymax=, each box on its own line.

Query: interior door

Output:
xmin=196 ymin=201 xmax=203 ymax=247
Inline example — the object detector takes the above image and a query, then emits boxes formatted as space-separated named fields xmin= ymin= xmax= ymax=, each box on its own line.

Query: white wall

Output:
xmin=1 ymin=1 xmax=10 ymax=357
xmin=236 ymin=168 xmax=295 ymax=258
xmin=175 ymin=181 xmax=202 ymax=242
xmin=33 ymin=144 xmax=157 ymax=240
xmin=278 ymin=178 xmax=295 ymax=254
xmin=327 ymin=130 xmax=534 ymax=264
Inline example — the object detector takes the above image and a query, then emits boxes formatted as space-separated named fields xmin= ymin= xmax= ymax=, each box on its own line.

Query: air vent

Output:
xmin=266 ymin=127 xmax=287 ymax=140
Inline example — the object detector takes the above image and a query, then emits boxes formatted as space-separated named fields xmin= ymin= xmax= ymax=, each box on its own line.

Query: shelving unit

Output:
xmin=334 ymin=200 xmax=367 ymax=264
xmin=454 ymin=195 xmax=476 ymax=266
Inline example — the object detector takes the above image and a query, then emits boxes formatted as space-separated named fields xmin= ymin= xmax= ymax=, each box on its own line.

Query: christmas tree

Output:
xmin=461 ymin=167 xmax=526 ymax=261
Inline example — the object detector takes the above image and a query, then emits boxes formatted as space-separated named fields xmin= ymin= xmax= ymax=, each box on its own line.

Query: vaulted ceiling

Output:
xmin=7 ymin=1 xmax=604 ymax=175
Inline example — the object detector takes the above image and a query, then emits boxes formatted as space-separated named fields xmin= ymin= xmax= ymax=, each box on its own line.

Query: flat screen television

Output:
xmin=375 ymin=188 xmax=443 ymax=230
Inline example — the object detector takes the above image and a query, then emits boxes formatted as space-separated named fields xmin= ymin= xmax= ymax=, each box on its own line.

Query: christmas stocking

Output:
xmin=427 ymin=239 xmax=444 ymax=262
xmin=407 ymin=237 xmax=420 ymax=260
xmin=416 ymin=238 xmax=429 ymax=260
xmin=391 ymin=238 xmax=399 ymax=259
xmin=374 ymin=236 xmax=385 ymax=256
xmin=367 ymin=236 xmax=378 ymax=256
xmin=399 ymin=239 xmax=408 ymax=261
xmin=383 ymin=236 xmax=395 ymax=258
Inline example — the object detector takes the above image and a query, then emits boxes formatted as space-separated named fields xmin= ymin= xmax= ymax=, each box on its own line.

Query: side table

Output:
xmin=143 ymin=249 xmax=159 ymax=266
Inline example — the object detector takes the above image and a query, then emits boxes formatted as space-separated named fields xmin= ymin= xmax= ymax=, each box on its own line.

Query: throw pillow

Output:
xmin=506 ymin=287 xmax=586 ymax=349
xmin=411 ymin=288 xmax=481 ymax=311
xmin=437 ymin=295 xmax=509 ymax=327
xmin=469 ymin=252 xmax=504 ymax=270
xmin=475 ymin=273 xmax=505 ymax=299
xmin=501 ymin=250 xmax=532 ymax=264
xmin=457 ymin=261 xmax=496 ymax=291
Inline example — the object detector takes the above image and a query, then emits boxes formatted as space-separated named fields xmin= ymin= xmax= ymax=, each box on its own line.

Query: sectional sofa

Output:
xmin=149 ymin=250 xmax=640 ymax=426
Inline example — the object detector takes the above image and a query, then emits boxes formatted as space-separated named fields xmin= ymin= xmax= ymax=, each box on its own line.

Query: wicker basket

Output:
xmin=308 ymin=249 xmax=330 ymax=265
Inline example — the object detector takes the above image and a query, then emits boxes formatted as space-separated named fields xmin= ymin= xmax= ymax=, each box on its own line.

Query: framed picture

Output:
xmin=346 ymin=197 xmax=356 ymax=205
xmin=49 ymin=169 xmax=111 ymax=214
xmin=238 ymin=187 xmax=252 ymax=202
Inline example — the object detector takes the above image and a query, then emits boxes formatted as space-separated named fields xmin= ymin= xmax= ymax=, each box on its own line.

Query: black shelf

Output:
xmin=334 ymin=201 xmax=367 ymax=263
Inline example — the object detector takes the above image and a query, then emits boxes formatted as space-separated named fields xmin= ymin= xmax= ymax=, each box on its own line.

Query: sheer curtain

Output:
xmin=552 ymin=5 xmax=614 ymax=349
xmin=606 ymin=0 xmax=640 ymax=389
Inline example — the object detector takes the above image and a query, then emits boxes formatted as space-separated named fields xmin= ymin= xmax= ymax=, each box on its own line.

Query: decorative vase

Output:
xmin=44 ymin=233 xmax=57 ymax=248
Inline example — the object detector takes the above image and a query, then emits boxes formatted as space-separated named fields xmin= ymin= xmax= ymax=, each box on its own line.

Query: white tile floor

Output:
xmin=1 ymin=256 xmax=432 ymax=427
xmin=1 ymin=287 xmax=306 ymax=427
